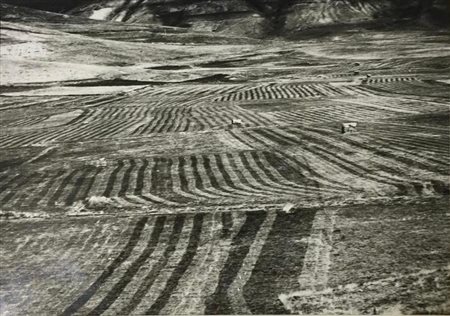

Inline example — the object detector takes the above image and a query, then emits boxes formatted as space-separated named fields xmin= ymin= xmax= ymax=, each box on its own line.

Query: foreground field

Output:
xmin=2 ymin=199 xmax=449 ymax=315
xmin=0 ymin=9 xmax=449 ymax=315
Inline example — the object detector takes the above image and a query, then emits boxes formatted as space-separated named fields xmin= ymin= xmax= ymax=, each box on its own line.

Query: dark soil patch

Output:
xmin=0 ymin=85 xmax=43 ymax=94
xmin=197 ymin=58 xmax=248 ymax=68
xmin=67 ymin=78 xmax=156 ymax=87
xmin=393 ymin=112 xmax=450 ymax=127
xmin=147 ymin=65 xmax=191 ymax=70
xmin=244 ymin=208 xmax=317 ymax=314
xmin=183 ymin=74 xmax=231 ymax=83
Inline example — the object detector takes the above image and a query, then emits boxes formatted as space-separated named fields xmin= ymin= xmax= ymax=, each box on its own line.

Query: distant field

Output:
xmin=0 ymin=11 xmax=449 ymax=315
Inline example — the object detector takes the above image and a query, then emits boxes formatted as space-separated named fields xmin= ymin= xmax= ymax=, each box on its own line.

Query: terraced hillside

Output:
xmin=1 ymin=4 xmax=450 ymax=316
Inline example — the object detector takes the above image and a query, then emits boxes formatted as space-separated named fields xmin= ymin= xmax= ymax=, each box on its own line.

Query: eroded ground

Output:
xmin=0 ymin=10 xmax=449 ymax=315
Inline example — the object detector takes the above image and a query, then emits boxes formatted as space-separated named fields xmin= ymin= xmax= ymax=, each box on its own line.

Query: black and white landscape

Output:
xmin=1 ymin=1 xmax=449 ymax=315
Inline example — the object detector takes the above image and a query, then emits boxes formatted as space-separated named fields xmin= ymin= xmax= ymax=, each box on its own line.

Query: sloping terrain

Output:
xmin=1 ymin=4 xmax=450 ymax=316
xmin=3 ymin=0 xmax=449 ymax=37
xmin=0 ymin=3 xmax=259 ymax=44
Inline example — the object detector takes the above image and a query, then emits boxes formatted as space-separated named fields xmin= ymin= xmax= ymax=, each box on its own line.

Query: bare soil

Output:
xmin=0 ymin=8 xmax=449 ymax=315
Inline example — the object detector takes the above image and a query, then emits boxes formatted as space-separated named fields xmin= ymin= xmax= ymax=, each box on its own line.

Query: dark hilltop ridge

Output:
xmin=2 ymin=0 xmax=449 ymax=37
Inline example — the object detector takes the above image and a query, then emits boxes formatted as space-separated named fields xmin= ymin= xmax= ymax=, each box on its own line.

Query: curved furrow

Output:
xmin=149 ymin=107 xmax=172 ymax=134
xmin=61 ymin=216 xmax=149 ymax=316
xmin=88 ymin=217 xmax=171 ymax=314
xmin=91 ymin=119 xmax=140 ymax=139
xmin=242 ymin=128 xmax=293 ymax=148
xmin=195 ymin=155 xmax=241 ymax=199
xmin=27 ymin=170 xmax=65 ymax=207
xmin=71 ymin=120 xmax=129 ymax=141
xmin=254 ymin=128 xmax=299 ymax=146
xmin=368 ymin=137 xmax=449 ymax=170
xmin=126 ymin=215 xmax=193 ymax=315
xmin=64 ymin=166 xmax=97 ymax=206
xmin=196 ymin=105 xmax=229 ymax=127
xmin=170 ymin=156 xmax=214 ymax=200
xmin=241 ymin=151 xmax=322 ymax=198
xmin=46 ymin=170 xmax=82 ymax=207
xmin=170 ymin=156 xmax=203 ymax=201
xmin=296 ymin=128 xmax=426 ymax=182
xmin=206 ymin=153 xmax=265 ymax=198
xmin=167 ymin=113 xmax=184 ymax=134
xmin=190 ymin=111 xmax=215 ymax=131
xmin=285 ymin=140 xmax=400 ymax=194
xmin=297 ymin=140 xmax=415 ymax=194
xmin=224 ymin=153 xmax=290 ymax=198
xmin=257 ymin=151 xmax=349 ymax=196
xmin=11 ymin=171 xmax=50 ymax=208
xmin=0 ymin=172 xmax=39 ymax=206
xmin=86 ymin=165 xmax=114 ymax=198
xmin=365 ymin=131 xmax=450 ymax=155
xmin=362 ymin=128 xmax=449 ymax=157
xmin=169 ymin=213 xmax=223 ymax=314
xmin=145 ymin=213 xmax=204 ymax=315
xmin=117 ymin=159 xmax=136 ymax=197
xmin=218 ymin=153 xmax=276 ymax=197
xmin=204 ymin=211 xmax=267 ymax=315
xmin=225 ymin=107 xmax=266 ymax=127
xmin=227 ymin=129 xmax=259 ymax=150
xmin=188 ymin=156 xmax=226 ymax=200
xmin=8 ymin=116 xmax=48 ymax=127
xmin=157 ymin=213 xmax=219 ymax=315
xmin=0 ymin=173 xmax=24 ymax=196
xmin=310 ymin=126 xmax=448 ymax=175
xmin=271 ymin=150 xmax=356 ymax=191
xmin=155 ymin=106 xmax=178 ymax=134
xmin=58 ymin=120 xmax=117 ymax=142
xmin=0 ymin=131 xmax=54 ymax=148
xmin=86 ymin=216 xmax=166 ymax=315
xmin=136 ymin=109 xmax=161 ymax=135
xmin=234 ymin=152 xmax=311 ymax=197
xmin=103 ymin=160 xmax=125 ymax=198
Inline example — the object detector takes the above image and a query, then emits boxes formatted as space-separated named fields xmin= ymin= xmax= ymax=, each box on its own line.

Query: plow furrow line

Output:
xmin=204 ymin=211 xmax=266 ymax=314
xmin=207 ymin=154 xmax=261 ymax=198
xmin=220 ymin=153 xmax=273 ymax=197
xmin=145 ymin=214 xmax=204 ymax=314
xmin=87 ymin=216 xmax=166 ymax=315
xmin=61 ymin=216 xmax=149 ymax=316
xmin=127 ymin=215 xmax=192 ymax=315
xmin=200 ymin=155 xmax=248 ymax=198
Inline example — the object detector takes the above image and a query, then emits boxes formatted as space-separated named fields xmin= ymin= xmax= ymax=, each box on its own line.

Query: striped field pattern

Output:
xmin=0 ymin=122 xmax=448 ymax=211
xmin=0 ymin=76 xmax=449 ymax=211
xmin=4 ymin=202 xmax=448 ymax=315
xmin=2 ymin=209 xmax=319 ymax=315
xmin=213 ymin=83 xmax=351 ymax=102
xmin=1 ymin=34 xmax=450 ymax=315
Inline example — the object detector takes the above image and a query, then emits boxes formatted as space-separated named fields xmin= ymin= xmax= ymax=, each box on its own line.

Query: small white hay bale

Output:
xmin=341 ymin=122 xmax=358 ymax=134
xmin=231 ymin=119 xmax=243 ymax=125
xmin=282 ymin=202 xmax=295 ymax=213
xmin=87 ymin=196 xmax=114 ymax=208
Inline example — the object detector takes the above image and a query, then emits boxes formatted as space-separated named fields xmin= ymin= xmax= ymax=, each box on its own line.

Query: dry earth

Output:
xmin=0 ymin=5 xmax=449 ymax=315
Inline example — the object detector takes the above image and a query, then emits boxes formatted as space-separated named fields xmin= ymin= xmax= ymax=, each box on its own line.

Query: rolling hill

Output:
xmin=2 ymin=0 xmax=449 ymax=37
xmin=1 ymin=1 xmax=449 ymax=315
